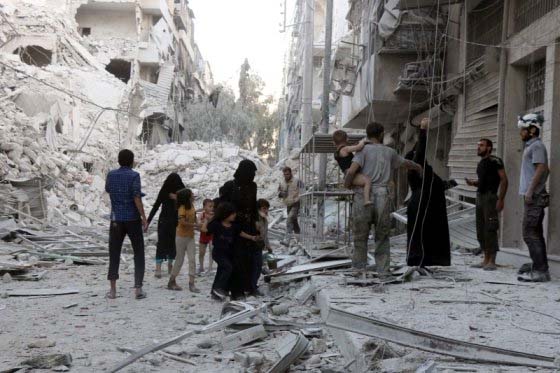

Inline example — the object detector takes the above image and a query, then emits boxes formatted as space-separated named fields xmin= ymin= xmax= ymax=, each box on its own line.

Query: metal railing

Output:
xmin=514 ymin=0 xmax=560 ymax=33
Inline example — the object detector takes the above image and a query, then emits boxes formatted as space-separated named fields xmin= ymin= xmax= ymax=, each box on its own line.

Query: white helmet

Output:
xmin=518 ymin=113 xmax=544 ymax=129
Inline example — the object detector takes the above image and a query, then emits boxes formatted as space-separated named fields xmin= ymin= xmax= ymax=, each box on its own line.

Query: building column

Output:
xmin=544 ymin=42 xmax=560 ymax=255
xmin=500 ymin=64 xmax=525 ymax=249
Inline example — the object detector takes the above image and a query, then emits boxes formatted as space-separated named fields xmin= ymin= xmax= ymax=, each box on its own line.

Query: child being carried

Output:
xmin=332 ymin=130 xmax=372 ymax=206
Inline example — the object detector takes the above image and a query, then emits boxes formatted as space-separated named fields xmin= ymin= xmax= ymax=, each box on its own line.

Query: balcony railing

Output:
xmin=395 ymin=59 xmax=443 ymax=95
xmin=514 ymin=0 xmax=560 ymax=33
xmin=379 ymin=24 xmax=441 ymax=54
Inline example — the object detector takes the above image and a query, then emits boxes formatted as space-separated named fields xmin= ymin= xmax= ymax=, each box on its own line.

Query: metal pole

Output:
xmin=316 ymin=0 xmax=333 ymax=239
xmin=300 ymin=0 xmax=314 ymax=147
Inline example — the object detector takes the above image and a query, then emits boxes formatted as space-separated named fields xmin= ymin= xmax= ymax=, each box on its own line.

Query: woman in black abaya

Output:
xmin=219 ymin=160 xmax=259 ymax=298
xmin=405 ymin=119 xmax=453 ymax=267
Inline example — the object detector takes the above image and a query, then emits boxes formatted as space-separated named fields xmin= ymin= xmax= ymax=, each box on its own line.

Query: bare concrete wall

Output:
xmin=75 ymin=8 xmax=137 ymax=39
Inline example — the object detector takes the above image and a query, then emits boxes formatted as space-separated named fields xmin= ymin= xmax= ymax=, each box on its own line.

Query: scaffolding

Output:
xmin=298 ymin=132 xmax=364 ymax=248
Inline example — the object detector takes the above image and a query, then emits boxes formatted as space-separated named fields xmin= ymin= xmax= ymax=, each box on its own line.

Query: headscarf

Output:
xmin=158 ymin=172 xmax=185 ymax=199
xmin=233 ymin=159 xmax=257 ymax=185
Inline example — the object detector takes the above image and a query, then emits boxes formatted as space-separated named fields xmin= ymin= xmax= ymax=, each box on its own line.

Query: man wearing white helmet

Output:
xmin=517 ymin=113 xmax=550 ymax=282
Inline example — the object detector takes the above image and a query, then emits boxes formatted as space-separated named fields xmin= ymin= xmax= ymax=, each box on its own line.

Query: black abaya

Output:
xmin=219 ymin=160 xmax=259 ymax=298
xmin=406 ymin=129 xmax=451 ymax=267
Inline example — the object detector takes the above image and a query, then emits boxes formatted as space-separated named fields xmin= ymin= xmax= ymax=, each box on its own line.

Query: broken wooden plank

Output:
xmin=324 ymin=306 xmax=555 ymax=368
xmin=222 ymin=324 xmax=268 ymax=350
xmin=267 ymin=331 xmax=309 ymax=373
xmin=109 ymin=302 xmax=266 ymax=372
xmin=7 ymin=288 xmax=79 ymax=297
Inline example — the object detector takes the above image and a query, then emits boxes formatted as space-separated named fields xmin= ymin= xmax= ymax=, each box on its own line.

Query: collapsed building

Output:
xmin=0 ymin=0 xmax=214 ymax=226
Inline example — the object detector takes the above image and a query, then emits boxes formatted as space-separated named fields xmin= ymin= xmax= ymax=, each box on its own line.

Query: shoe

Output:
xmin=197 ymin=267 xmax=204 ymax=276
xmin=189 ymin=283 xmax=200 ymax=293
xmin=470 ymin=262 xmax=485 ymax=269
xmin=483 ymin=263 xmax=497 ymax=271
xmin=517 ymin=262 xmax=533 ymax=275
xmin=517 ymin=270 xmax=551 ymax=282
xmin=211 ymin=288 xmax=227 ymax=301
xmin=135 ymin=289 xmax=147 ymax=299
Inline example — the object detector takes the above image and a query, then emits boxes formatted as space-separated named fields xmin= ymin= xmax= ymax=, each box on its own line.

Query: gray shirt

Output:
xmin=519 ymin=137 xmax=549 ymax=195
xmin=352 ymin=143 xmax=405 ymax=191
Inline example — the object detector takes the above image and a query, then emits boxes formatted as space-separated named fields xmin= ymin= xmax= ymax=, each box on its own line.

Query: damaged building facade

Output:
xmin=0 ymin=0 xmax=213 ymax=226
xmin=281 ymin=0 xmax=560 ymax=265
xmin=73 ymin=0 xmax=214 ymax=147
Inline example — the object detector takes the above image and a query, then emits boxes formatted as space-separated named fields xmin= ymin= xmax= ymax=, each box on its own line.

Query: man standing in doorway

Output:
xmin=105 ymin=149 xmax=148 ymax=299
xmin=278 ymin=167 xmax=303 ymax=245
xmin=345 ymin=122 xmax=422 ymax=276
xmin=466 ymin=138 xmax=508 ymax=271
xmin=517 ymin=114 xmax=550 ymax=282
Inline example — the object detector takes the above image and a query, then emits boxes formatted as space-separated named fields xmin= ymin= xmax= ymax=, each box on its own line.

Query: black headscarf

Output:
xmin=159 ymin=172 xmax=185 ymax=198
xmin=233 ymin=160 xmax=257 ymax=185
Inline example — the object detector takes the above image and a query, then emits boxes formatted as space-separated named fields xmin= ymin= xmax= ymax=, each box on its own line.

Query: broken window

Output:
xmin=14 ymin=46 xmax=52 ymax=67
xmin=105 ymin=59 xmax=131 ymax=83
xmin=80 ymin=27 xmax=91 ymax=37
xmin=526 ymin=59 xmax=546 ymax=110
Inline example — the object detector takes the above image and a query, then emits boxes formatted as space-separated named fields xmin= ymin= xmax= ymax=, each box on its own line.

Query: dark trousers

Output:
xmin=523 ymin=193 xmax=549 ymax=272
xmin=286 ymin=203 xmax=300 ymax=235
xmin=212 ymin=249 xmax=233 ymax=292
xmin=229 ymin=239 xmax=254 ymax=298
xmin=249 ymin=249 xmax=263 ymax=292
xmin=107 ymin=220 xmax=145 ymax=288
xmin=476 ymin=192 xmax=499 ymax=255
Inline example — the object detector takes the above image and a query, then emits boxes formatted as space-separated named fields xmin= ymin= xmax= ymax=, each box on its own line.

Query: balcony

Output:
xmin=378 ymin=23 xmax=441 ymax=54
xmin=394 ymin=59 xmax=443 ymax=96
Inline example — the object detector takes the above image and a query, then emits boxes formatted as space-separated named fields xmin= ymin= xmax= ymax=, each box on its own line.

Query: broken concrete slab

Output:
xmin=21 ymin=353 xmax=72 ymax=369
xmin=222 ymin=324 xmax=268 ymax=350
xmin=269 ymin=259 xmax=352 ymax=277
xmin=27 ymin=339 xmax=56 ymax=348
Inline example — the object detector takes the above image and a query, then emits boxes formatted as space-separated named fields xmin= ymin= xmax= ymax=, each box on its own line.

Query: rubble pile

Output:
xmin=138 ymin=141 xmax=285 ymax=208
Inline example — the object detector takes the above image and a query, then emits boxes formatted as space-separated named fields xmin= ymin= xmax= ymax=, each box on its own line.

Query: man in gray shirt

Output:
xmin=345 ymin=122 xmax=422 ymax=275
xmin=517 ymin=114 xmax=550 ymax=282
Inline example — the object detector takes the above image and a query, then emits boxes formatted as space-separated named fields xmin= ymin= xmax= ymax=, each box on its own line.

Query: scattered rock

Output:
xmin=27 ymin=339 xmax=56 ymax=348
xmin=196 ymin=338 xmax=215 ymax=349
xmin=52 ymin=365 xmax=69 ymax=372
xmin=234 ymin=351 xmax=264 ymax=367
xmin=2 ymin=273 xmax=12 ymax=283
xmin=311 ymin=338 xmax=327 ymax=354
xmin=306 ymin=354 xmax=321 ymax=366
xmin=271 ymin=304 xmax=290 ymax=316
xmin=21 ymin=353 xmax=72 ymax=369
xmin=148 ymin=357 xmax=162 ymax=366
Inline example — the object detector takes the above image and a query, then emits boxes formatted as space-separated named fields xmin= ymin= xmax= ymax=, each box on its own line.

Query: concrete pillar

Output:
xmin=500 ymin=65 xmax=525 ymax=248
xmin=544 ymin=42 xmax=560 ymax=255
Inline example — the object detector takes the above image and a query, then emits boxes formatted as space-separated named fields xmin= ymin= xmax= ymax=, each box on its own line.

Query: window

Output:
xmin=80 ymin=27 xmax=91 ymax=37
xmin=467 ymin=0 xmax=504 ymax=64
xmin=526 ymin=59 xmax=546 ymax=110
xmin=514 ymin=0 xmax=560 ymax=33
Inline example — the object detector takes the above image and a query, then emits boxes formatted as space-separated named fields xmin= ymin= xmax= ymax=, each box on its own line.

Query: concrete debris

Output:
xmin=222 ymin=325 xmax=268 ymax=350
xmin=21 ymin=353 xmax=72 ymax=369
xmin=268 ymin=331 xmax=310 ymax=373
xmin=6 ymin=288 xmax=79 ymax=297
xmin=2 ymin=273 xmax=12 ymax=283
xmin=415 ymin=360 xmax=438 ymax=373
xmin=196 ymin=338 xmax=216 ymax=349
xmin=234 ymin=351 xmax=265 ymax=368
xmin=27 ymin=339 xmax=56 ymax=349
xmin=271 ymin=303 xmax=290 ymax=316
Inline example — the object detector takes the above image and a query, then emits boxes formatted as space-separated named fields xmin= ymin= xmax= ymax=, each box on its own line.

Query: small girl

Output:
xmin=202 ymin=202 xmax=259 ymax=301
xmin=168 ymin=188 xmax=200 ymax=293
xmin=198 ymin=199 xmax=214 ymax=274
